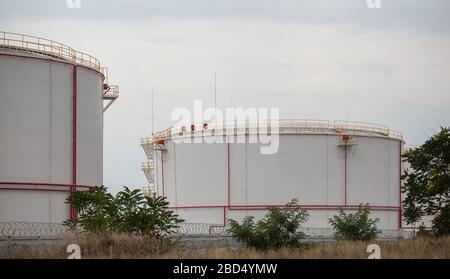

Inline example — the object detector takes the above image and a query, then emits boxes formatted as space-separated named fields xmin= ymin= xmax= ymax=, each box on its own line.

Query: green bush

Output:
xmin=227 ymin=199 xmax=310 ymax=250
xmin=329 ymin=204 xmax=381 ymax=241
xmin=432 ymin=206 xmax=450 ymax=237
xmin=64 ymin=186 xmax=184 ymax=239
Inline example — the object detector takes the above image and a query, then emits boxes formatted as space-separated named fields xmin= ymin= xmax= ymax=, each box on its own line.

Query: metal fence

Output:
xmin=0 ymin=222 xmax=66 ymax=240
xmin=0 ymin=221 xmax=414 ymax=241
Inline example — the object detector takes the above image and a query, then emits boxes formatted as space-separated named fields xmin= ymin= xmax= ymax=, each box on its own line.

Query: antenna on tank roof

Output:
xmin=213 ymin=72 xmax=218 ymax=126
xmin=151 ymin=87 xmax=155 ymax=135
xmin=214 ymin=72 xmax=217 ymax=110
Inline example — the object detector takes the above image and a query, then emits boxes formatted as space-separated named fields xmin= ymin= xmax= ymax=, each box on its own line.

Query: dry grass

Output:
xmin=1 ymin=233 xmax=174 ymax=259
xmin=2 ymin=234 xmax=450 ymax=259
xmin=161 ymin=237 xmax=450 ymax=259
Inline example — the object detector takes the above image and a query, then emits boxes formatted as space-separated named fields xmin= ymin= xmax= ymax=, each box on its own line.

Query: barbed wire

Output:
xmin=0 ymin=221 xmax=413 ymax=240
xmin=175 ymin=223 xmax=212 ymax=235
xmin=0 ymin=222 xmax=67 ymax=239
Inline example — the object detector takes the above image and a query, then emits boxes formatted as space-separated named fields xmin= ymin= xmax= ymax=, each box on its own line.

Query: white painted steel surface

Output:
xmin=151 ymin=131 xmax=403 ymax=229
xmin=0 ymin=50 xmax=103 ymax=223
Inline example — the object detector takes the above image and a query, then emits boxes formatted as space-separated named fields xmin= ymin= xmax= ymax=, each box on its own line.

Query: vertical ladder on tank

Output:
xmin=141 ymin=161 xmax=155 ymax=196
xmin=141 ymin=137 xmax=167 ymax=196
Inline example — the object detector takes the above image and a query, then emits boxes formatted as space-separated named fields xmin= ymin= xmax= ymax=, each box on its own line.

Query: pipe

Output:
xmin=161 ymin=150 xmax=165 ymax=197
xmin=208 ymin=207 xmax=227 ymax=235
xmin=169 ymin=204 xmax=400 ymax=210
xmin=0 ymin=182 xmax=92 ymax=188
xmin=71 ymin=64 xmax=77 ymax=221
xmin=0 ymin=188 xmax=70 ymax=192
xmin=227 ymin=143 xmax=231 ymax=207
xmin=399 ymin=141 xmax=403 ymax=229
xmin=344 ymin=144 xmax=348 ymax=206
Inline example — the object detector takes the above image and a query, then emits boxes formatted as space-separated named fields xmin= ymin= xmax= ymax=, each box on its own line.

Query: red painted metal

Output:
xmin=228 ymin=206 xmax=399 ymax=212
xmin=0 ymin=188 xmax=70 ymax=193
xmin=170 ymin=205 xmax=226 ymax=209
xmin=103 ymin=84 xmax=111 ymax=96
xmin=224 ymin=205 xmax=227 ymax=224
xmin=399 ymin=141 xmax=403 ymax=229
xmin=169 ymin=204 xmax=399 ymax=210
xmin=229 ymin=204 xmax=399 ymax=209
xmin=208 ymin=207 xmax=227 ymax=234
xmin=227 ymin=143 xmax=231 ymax=207
xmin=0 ymin=182 xmax=92 ymax=188
xmin=70 ymin=65 xmax=78 ymax=221
xmin=344 ymin=145 xmax=348 ymax=206
xmin=161 ymin=150 xmax=165 ymax=197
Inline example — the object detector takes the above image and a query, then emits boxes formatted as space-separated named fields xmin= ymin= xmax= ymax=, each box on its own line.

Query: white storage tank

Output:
xmin=0 ymin=31 xmax=118 ymax=223
xmin=142 ymin=120 xmax=404 ymax=230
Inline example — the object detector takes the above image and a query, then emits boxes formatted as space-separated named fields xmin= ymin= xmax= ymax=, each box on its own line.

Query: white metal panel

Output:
xmin=0 ymin=190 xmax=69 ymax=223
xmin=388 ymin=140 xmax=401 ymax=207
xmin=155 ymin=151 xmax=163 ymax=197
xmin=347 ymin=137 xmax=398 ymax=206
xmin=49 ymin=62 xmax=73 ymax=184
xmin=175 ymin=208 xmax=224 ymax=224
xmin=163 ymin=142 xmax=177 ymax=205
xmin=229 ymin=142 xmax=247 ymax=206
xmin=76 ymin=67 xmax=103 ymax=187
xmin=0 ymin=56 xmax=53 ymax=182
xmin=245 ymin=135 xmax=330 ymax=205
xmin=167 ymin=142 xmax=228 ymax=206
xmin=326 ymin=136 xmax=346 ymax=205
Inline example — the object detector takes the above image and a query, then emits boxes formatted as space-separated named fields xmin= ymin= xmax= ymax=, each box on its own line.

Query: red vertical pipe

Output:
xmin=398 ymin=141 xmax=403 ymax=229
xmin=71 ymin=64 xmax=77 ymax=221
xmin=223 ymin=206 xmax=227 ymax=225
xmin=344 ymin=145 xmax=348 ymax=206
xmin=227 ymin=143 xmax=231 ymax=207
xmin=161 ymin=150 xmax=165 ymax=197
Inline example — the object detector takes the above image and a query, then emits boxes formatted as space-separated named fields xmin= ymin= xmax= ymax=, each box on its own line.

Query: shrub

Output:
xmin=228 ymin=199 xmax=309 ymax=250
xmin=65 ymin=186 xmax=184 ymax=239
xmin=432 ymin=206 xmax=450 ymax=237
xmin=329 ymin=204 xmax=381 ymax=241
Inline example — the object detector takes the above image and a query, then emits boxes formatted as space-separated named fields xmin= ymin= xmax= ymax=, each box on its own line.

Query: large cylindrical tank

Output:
xmin=0 ymin=31 xmax=117 ymax=223
xmin=144 ymin=120 xmax=404 ymax=230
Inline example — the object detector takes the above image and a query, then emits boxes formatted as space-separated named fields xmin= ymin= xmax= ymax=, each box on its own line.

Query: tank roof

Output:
xmin=142 ymin=119 xmax=404 ymax=143
xmin=0 ymin=31 xmax=102 ymax=72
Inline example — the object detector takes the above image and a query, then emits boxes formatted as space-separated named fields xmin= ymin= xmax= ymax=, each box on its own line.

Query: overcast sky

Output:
xmin=1 ymin=0 xmax=449 ymax=193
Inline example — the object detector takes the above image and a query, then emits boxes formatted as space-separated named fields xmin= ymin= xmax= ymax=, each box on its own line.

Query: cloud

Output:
xmin=1 ymin=0 xmax=450 ymax=32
